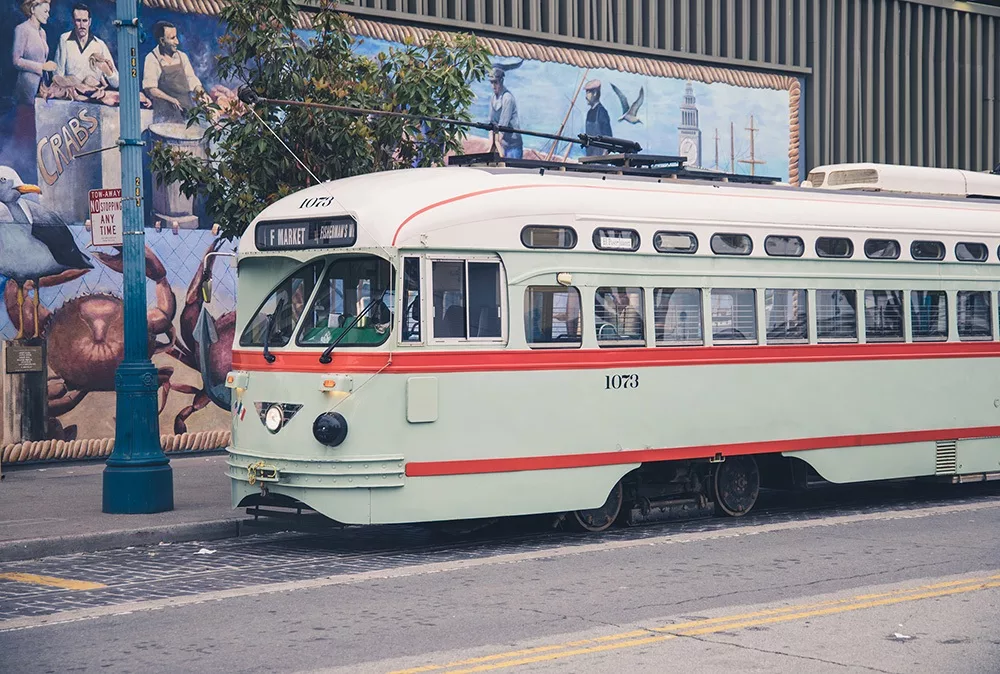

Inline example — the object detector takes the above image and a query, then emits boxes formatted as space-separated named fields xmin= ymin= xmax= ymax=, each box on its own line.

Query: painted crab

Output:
xmin=17 ymin=245 xmax=179 ymax=440
xmin=165 ymin=237 xmax=235 ymax=433
xmin=3 ymin=239 xmax=234 ymax=440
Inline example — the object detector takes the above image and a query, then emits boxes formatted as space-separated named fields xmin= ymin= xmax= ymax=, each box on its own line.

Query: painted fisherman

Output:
xmin=583 ymin=79 xmax=613 ymax=156
xmin=488 ymin=67 xmax=523 ymax=160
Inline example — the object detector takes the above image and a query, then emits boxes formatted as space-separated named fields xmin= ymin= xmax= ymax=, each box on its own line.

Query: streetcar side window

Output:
xmin=765 ymin=289 xmax=808 ymax=343
xmin=711 ymin=233 xmax=753 ymax=256
xmin=469 ymin=262 xmax=503 ymax=338
xmin=711 ymin=289 xmax=757 ymax=343
xmin=401 ymin=257 xmax=421 ymax=342
xmin=595 ymin=287 xmax=645 ymax=346
xmin=911 ymin=241 xmax=945 ymax=261
xmin=955 ymin=242 xmax=988 ymax=262
xmin=654 ymin=288 xmax=703 ymax=345
xmin=521 ymin=226 xmax=577 ymax=249
xmin=864 ymin=290 xmax=904 ymax=342
xmin=653 ymin=231 xmax=698 ymax=254
xmin=764 ymin=235 xmax=804 ymax=257
xmin=865 ymin=239 xmax=901 ymax=259
xmin=910 ymin=290 xmax=948 ymax=341
xmin=816 ymin=290 xmax=858 ymax=342
xmin=957 ymin=291 xmax=992 ymax=341
xmin=525 ymin=286 xmax=582 ymax=348
xmin=240 ymin=260 xmax=324 ymax=348
xmin=431 ymin=259 xmax=504 ymax=341
xmin=816 ymin=237 xmax=854 ymax=258
xmin=432 ymin=261 xmax=467 ymax=339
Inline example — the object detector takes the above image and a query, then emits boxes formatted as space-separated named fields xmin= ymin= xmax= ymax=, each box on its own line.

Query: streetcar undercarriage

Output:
xmin=234 ymin=452 xmax=1000 ymax=535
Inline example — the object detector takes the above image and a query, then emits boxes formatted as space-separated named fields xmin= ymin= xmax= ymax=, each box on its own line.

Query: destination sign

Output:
xmin=593 ymin=228 xmax=639 ymax=252
xmin=256 ymin=217 xmax=358 ymax=251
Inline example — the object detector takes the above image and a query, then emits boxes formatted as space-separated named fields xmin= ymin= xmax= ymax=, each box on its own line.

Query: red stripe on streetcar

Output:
xmin=232 ymin=341 xmax=1000 ymax=374
xmin=404 ymin=425 xmax=1000 ymax=477
xmin=391 ymin=185 xmax=550 ymax=246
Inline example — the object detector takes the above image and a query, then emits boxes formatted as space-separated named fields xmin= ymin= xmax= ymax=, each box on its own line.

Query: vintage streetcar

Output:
xmin=223 ymin=155 xmax=1000 ymax=532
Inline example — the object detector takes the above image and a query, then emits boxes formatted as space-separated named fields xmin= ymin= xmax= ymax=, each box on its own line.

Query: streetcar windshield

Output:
xmin=297 ymin=255 xmax=395 ymax=347
xmin=239 ymin=260 xmax=325 ymax=347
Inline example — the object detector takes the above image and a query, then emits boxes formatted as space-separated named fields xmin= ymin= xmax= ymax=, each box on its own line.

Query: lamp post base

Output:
xmin=102 ymin=462 xmax=174 ymax=514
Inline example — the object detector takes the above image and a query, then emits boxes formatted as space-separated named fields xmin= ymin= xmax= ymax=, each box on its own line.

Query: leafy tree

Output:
xmin=148 ymin=0 xmax=491 ymax=239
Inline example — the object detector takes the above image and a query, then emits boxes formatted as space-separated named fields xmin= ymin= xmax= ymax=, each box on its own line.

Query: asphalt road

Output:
xmin=1 ymin=483 xmax=999 ymax=673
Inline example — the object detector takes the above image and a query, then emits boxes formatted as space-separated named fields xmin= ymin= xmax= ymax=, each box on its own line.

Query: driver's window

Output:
xmin=239 ymin=261 xmax=324 ymax=347
xmin=595 ymin=286 xmax=645 ymax=347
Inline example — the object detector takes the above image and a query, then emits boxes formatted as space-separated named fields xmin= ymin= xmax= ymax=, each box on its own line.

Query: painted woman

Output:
xmin=11 ymin=0 xmax=55 ymax=104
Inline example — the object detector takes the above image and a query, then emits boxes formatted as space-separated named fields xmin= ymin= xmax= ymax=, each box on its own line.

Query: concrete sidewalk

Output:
xmin=0 ymin=454 xmax=248 ymax=562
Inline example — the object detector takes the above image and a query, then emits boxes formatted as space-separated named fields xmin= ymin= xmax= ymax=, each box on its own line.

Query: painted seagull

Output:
xmin=0 ymin=166 xmax=93 ymax=338
xmin=609 ymin=83 xmax=645 ymax=124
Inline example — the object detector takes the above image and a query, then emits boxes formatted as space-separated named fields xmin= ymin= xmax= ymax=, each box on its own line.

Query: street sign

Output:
xmin=89 ymin=188 xmax=123 ymax=246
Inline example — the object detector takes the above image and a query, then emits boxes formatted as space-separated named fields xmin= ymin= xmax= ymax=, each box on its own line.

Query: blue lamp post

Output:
xmin=103 ymin=0 xmax=173 ymax=513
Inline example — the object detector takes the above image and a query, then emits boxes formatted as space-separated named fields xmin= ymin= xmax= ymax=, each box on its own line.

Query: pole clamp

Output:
xmin=118 ymin=138 xmax=145 ymax=148
xmin=113 ymin=18 xmax=139 ymax=27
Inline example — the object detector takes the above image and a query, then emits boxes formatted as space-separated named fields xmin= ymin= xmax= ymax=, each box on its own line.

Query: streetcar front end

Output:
xmin=224 ymin=187 xmax=411 ymax=525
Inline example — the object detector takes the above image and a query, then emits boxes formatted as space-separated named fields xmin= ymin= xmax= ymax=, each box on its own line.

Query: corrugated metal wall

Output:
xmin=336 ymin=0 xmax=1000 ymax=173
xmin=809 ymin=1 xmax=999 ymax=173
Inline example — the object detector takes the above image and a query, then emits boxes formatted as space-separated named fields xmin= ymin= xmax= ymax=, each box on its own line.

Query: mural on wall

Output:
xmin=0 ymin=0 xmax=238 ymax=462
xmin=351 ymin=30 xmax=798 ymax=182
xmin=0 ymin=1 xmax=802 ymax=463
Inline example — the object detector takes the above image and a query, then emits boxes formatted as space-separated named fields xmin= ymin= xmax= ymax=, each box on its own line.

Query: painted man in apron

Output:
xmin=142 ymin=21 xmax=205 ymax=124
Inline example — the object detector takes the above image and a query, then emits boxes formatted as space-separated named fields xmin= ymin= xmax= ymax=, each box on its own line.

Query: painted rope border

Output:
xmin=1 ymin=430 xmax=232 ymax=464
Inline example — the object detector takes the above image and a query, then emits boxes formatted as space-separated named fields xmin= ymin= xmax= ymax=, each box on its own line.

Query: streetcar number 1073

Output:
xmin=605 ymin=374 xmax=639 ymax=389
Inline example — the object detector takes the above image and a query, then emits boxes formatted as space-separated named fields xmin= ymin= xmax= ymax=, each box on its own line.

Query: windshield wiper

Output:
xmin=262 ymin=298 xmax=286 ymax=364
xmin=319 ymin=287 xmax=389 ymax=364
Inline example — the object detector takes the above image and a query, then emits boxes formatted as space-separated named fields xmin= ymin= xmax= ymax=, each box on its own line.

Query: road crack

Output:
xmin=515 ymin=606 xmax=630 ymax=630
xmin=679 ymin=634 xmax=901 ymax=673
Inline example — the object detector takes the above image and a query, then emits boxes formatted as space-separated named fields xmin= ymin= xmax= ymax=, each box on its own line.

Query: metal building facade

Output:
xmin=336 ymin=0 xmax=1000 ymax=175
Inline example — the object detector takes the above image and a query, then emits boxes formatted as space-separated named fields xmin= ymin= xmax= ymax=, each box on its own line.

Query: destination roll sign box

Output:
xmin=256 ymin=217 xmax=358 ymax=251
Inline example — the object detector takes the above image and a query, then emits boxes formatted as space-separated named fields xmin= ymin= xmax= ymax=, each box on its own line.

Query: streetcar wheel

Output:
xmin=570 ymin=480 xmax=624 ymax=532
xmin=712 ymin=456 xmax=760 ymax=517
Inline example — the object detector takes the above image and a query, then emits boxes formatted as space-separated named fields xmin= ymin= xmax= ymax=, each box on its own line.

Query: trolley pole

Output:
xmin=103 ymin=0 xmax=174 ymax=513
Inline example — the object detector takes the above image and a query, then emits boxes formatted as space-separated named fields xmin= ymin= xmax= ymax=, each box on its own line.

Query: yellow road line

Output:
xmin=676 ymin=580 xmax=1000 ymax=638
xmin=389 ymin=631 xmax=657 ymax=674
xmin=391 ymin=573 xmax=1000 ymax=674
xmin=0 ymin=572 xmax=106 ymax=591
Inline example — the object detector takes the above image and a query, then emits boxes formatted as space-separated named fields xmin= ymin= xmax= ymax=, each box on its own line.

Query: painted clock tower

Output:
xmin=678 ymin=80 xmax=702 ymax=168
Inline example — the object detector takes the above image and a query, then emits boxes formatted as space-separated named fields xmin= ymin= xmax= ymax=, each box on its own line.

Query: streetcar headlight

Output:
xmin=313 ymin=412 xmax=348 ymax=447
xmin=264 ymin=405 xmax=284 ymax=433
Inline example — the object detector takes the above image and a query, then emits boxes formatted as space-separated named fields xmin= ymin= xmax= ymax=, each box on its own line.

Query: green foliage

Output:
xmin=148 ymin=0 xmax=491 ymax=239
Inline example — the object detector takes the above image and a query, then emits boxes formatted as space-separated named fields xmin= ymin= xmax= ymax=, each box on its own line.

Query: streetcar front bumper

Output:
xmin=226 ymin=450 xmax=406 ymax=490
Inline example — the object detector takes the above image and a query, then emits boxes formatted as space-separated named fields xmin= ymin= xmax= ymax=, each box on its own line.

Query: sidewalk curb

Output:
xmin=0 ymin=519 xmax=246 ymax=563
